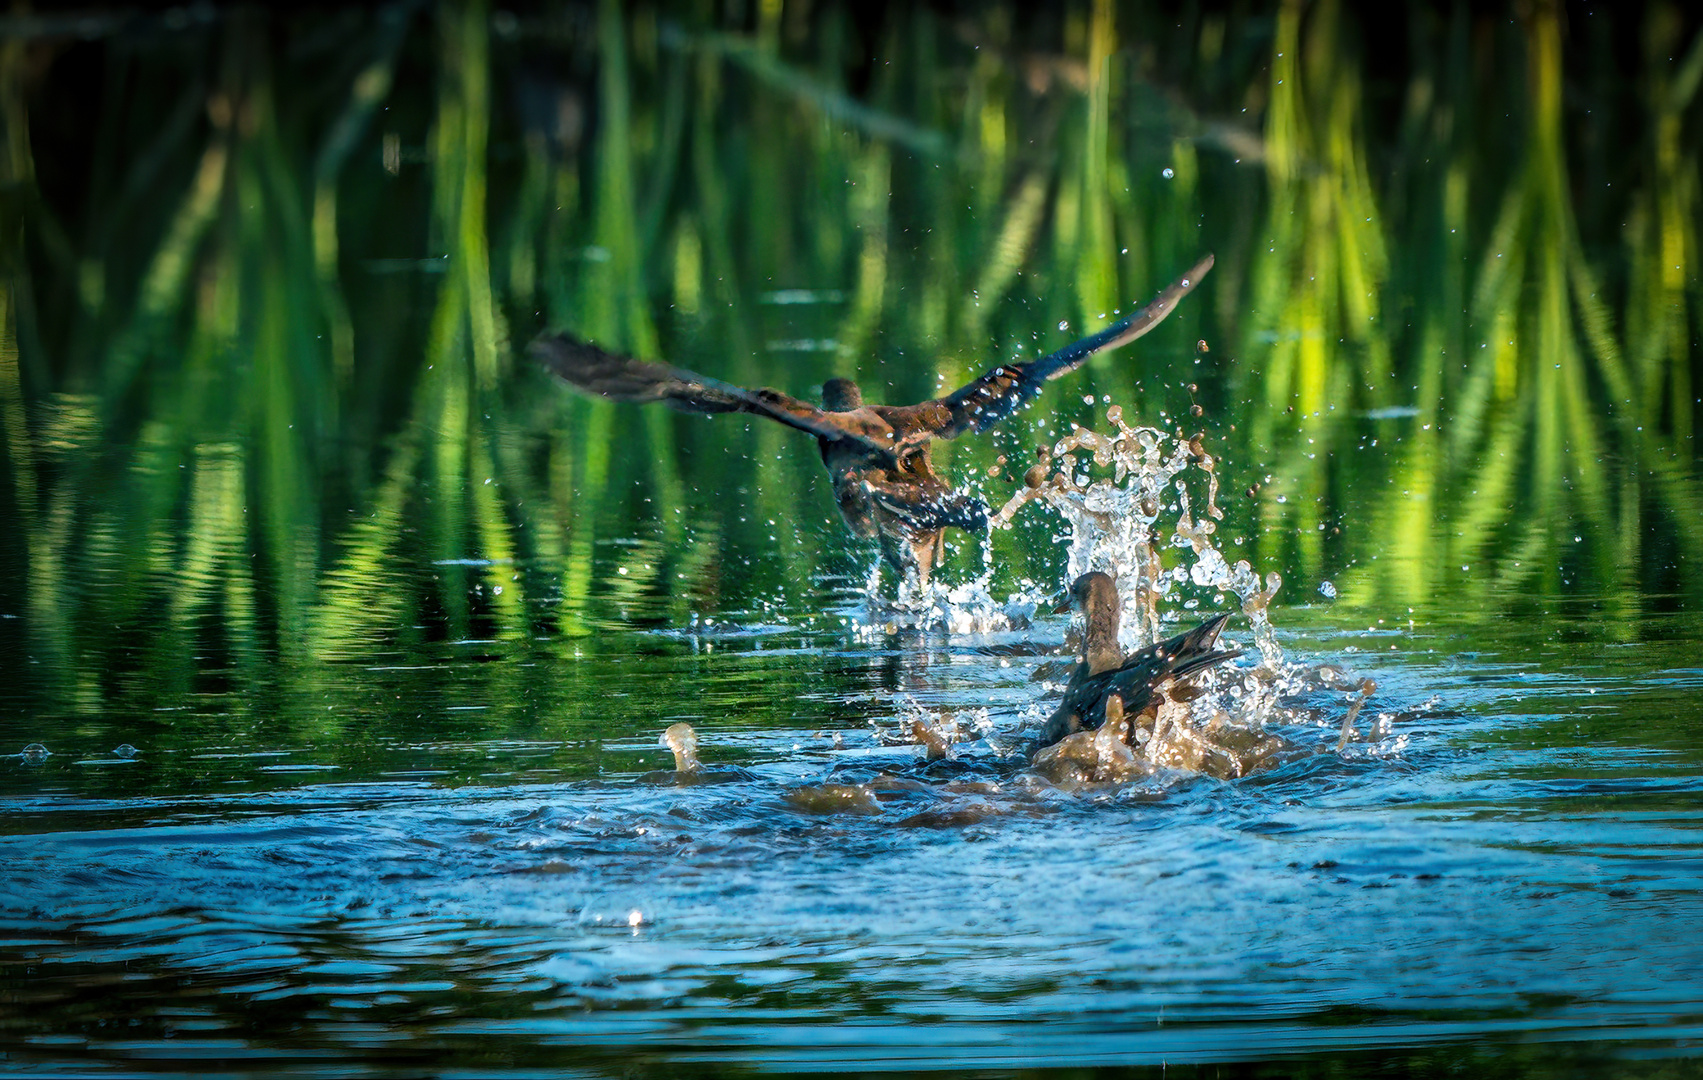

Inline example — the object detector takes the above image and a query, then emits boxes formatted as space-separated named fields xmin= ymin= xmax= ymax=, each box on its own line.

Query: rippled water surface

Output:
xmin=5 ymin=596 xmax=1703 ymax=1076
xmin=7 ymin=2 xmax=1703 ymax=1074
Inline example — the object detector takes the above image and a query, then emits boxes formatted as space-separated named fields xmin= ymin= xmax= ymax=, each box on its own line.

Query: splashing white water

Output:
xmin=840 ymin=403 xmax=1390 ymax=777
xmin=853 ymin=531 xmax=1046 ymax=637
xmin=849 ymin=410 xmax=1277 ymax=642
xmin=993 ymin=406 xmax=1285 ymax=663
xmin=988 ymin=406 xmax=1386 ymax=776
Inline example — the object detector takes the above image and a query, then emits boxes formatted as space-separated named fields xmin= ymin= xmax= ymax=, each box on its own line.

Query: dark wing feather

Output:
xmin=911 ymin=253 xmax=1215 ymax=439
xmin=1042 ymin=612 xmax=1238 ymax=744
xmin=862 ymin=477 xmax=989 ymax=532
xmin=1093 ymin=612 xmax=1238 ymax=713
xmin=530 ymin=332 xmax=896 ymax=454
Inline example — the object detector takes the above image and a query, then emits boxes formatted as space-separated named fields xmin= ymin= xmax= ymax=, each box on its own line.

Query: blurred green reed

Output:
xmin=0 ymin=0 xmax=1699 ymax=717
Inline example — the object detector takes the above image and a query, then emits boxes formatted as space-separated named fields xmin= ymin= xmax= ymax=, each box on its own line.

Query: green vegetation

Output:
xmin=1 ymin=1 xmax=1699 ymax=718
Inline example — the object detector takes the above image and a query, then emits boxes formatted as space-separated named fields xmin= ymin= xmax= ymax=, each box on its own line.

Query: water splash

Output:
xmin=1030 ymin=697 xmax=1141 ymax=784
xmin=640 ymin=723 xmax=756 ymax=785
xmin=994 ymin=406 xmax=1284 ymax=662
xmin=660 ymin=723 xmax=701 ymax=774
xmin=867 ymin=696 xmax=1000 ymax=762
xmin=990 ymin=406 xmax=1388 ymax=776
xmin=17 ymin=743 xmax=52 ymax=765
xmin=854 ymin=533 xmax=1045 ymax=637
xmin=833 ymin=403 xmax=1391 ymax=779
xmin=850 ymin=409 xmax=1285 ymax=655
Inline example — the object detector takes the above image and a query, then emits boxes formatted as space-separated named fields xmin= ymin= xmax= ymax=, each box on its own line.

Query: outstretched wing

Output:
xmin=530 ymin=332 xmax=896 ymax=454
xmin=898 ymin=253 xmax=1215 ymax=439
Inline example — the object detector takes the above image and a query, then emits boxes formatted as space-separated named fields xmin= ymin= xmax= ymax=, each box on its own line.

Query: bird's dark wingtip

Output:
xmin=1179 ymin=252 xmax=1215 ymax=289
xmin=1169 ymin=615 xmax=1240 ymax=680
xmin=1195 ymin=611 xmax=1232 ymax=646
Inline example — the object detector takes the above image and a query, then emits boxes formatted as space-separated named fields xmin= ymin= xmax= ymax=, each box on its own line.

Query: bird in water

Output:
xmin=531 ymin=254 xmax=1214 ymax=586
xmin=1038 ymin=571 xmax=1239 ymax=749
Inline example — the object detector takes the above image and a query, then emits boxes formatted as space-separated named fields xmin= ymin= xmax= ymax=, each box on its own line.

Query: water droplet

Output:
xmin=1318 ymin=581 xmax=1337 ymax=599
xmin=1162 ymin=167 xmax=1175 ymax=179
xmin=1058 ymin=320 xmax=1070 ymax=332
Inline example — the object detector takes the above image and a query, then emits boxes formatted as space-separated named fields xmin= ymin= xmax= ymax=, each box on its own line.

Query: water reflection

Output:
xmin=3 ymin=2 xmax=1703 ymax=1075
xmin=3 ymin=1 xmax=1699 ymax=721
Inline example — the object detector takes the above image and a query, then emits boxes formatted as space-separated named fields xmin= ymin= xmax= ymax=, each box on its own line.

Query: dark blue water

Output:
xmin=5 ymin=604 xmax=1701 ymax=1076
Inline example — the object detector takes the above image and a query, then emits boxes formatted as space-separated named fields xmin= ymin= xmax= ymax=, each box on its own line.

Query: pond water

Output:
xmin=5 ymin=509 xmax=1703 ymax=1076
xmin=5 ymin=1 xmax=1703 ymax=1076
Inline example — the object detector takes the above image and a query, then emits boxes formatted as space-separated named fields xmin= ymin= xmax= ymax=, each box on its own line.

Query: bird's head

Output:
xmin=821 ymin=378 xmax=864 ymax=411
xmin=1054 ymin=570 xmax=1119 ymax=618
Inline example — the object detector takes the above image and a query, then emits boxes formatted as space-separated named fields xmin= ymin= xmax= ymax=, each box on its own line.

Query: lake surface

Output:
xmin=5 ymin=581 xmax=1703 ymax=1076
xmin=4 ymin=1 xmax=1702 ymax=1075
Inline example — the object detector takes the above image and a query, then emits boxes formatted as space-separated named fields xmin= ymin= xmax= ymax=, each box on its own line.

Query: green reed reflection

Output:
xmin=2 ymin=1 xmax=1699 ymax=717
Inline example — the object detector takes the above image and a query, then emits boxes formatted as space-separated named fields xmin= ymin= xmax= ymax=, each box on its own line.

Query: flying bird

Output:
xmin=532 ymin=254 xmax=1214 ymax=585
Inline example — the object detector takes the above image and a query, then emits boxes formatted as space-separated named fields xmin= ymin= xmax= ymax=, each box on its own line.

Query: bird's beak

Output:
xmin=1049 ymin=593 xmax=1073 ymax=616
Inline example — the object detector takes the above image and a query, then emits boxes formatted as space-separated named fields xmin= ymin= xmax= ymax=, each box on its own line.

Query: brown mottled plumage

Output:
xmin=1039 ymin=571 xmax=1238 ymax=747
xmin=531 ymin=255 xmax=1213 ymax=585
